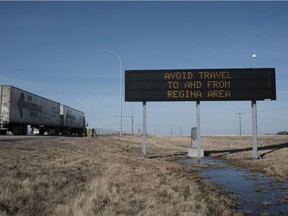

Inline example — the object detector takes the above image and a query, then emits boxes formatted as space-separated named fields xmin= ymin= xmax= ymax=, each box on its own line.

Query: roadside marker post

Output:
xmin=188 ymin=126 xmax=204 ymax=158
xmin=87 ymin=128 xmax=92 ymax=138
xmin=191 ymin=127 xmax=197 ymax=148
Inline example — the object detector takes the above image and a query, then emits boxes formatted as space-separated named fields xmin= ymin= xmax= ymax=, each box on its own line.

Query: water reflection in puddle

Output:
xmin=179 ymin=157 xmax=288 ymax=215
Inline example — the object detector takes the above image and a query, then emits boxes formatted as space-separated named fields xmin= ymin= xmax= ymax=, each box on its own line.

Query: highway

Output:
xmin=0 ymin=135 xmax=54 ymax=141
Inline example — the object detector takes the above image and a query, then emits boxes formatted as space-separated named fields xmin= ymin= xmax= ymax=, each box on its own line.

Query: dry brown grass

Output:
xmin=0 ymin=137 xmax=102 ymax=215
xmin=0 ymin=136 xmax=242 ymax=216
xmin=2 ymin=135 xmax=286 ymax=215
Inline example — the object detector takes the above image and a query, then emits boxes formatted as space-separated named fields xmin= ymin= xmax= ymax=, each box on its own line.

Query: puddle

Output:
xmin=179 ymin=157 xmax=288 ymax=215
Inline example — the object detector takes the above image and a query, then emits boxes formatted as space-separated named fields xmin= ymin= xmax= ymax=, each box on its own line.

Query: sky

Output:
xmin=0 ymin=1 xmax=288 ymax=135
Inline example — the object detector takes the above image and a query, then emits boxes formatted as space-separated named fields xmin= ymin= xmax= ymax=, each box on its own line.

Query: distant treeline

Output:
xmin=277 ymin=131 xmax=288 ymax=135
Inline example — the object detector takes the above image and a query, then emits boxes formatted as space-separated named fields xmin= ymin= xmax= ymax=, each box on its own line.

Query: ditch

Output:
xmin=179 ymin=157 xmax=288 ymax=215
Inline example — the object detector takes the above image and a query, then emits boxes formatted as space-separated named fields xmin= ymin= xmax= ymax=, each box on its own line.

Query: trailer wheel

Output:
xmin=22 ymin=125 xmax=28 ymax=135
xmin=61 ymin=128 xmax=69 ymax=136
xmin=54 ymin=128 xmax=60 ymax=136
xmin=0 ymin=130 xmax=7 ymax=135
xmin=11 ymin=124 xmax=27 ymax=135
xmin=12 ymin=124 xmax=23 ymax=135
xmin=39 ymin=129 xmax=46 ymax=135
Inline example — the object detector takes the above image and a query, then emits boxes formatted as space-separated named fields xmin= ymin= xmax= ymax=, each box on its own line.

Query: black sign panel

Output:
xmin=125 ymin=68 xmax=276 ymax=102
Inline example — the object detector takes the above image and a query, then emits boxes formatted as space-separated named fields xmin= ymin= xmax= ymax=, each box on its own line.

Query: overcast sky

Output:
xmin=1 ymin=1 xmax=288 ymax=135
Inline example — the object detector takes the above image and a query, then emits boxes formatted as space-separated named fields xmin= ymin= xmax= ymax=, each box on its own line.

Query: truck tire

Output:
xmin=22 ymin=125 xmax=28 ymax=135
xmin=11 ymin=124 xmax=27 ymax=135
xmin=61 ymin=128 xmax=69 ymax=136
xmin=0 ymin=130 xmax=7 ymax=135
xmin=39 ymin=129 xmax=46 ymax=135
xmin=12 ymin=125 xmax=22 ymax=135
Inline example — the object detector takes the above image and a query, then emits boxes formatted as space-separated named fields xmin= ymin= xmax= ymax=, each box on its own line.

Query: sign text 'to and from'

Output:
xmin=125 ymin=68 xmax=276 ymax=102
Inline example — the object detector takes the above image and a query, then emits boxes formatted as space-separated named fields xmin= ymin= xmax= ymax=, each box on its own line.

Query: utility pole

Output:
xmin=115 ymin=115 xmax=134 ymax=135
xmin=236 ymin=113 xmax=244 ymax=136
xmin=122 ymin=115 xmax=134 ymax=135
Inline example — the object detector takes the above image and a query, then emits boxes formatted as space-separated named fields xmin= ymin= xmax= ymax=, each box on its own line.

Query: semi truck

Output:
xmin=0 ymin=85 xmax=86 ymax=135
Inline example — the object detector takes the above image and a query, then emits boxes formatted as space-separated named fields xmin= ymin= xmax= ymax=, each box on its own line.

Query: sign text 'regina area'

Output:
xmin=125 ymin=68 xmax=276 ymax=102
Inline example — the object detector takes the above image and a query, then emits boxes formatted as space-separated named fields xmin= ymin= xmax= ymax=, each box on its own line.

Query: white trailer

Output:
xmin=0 ymin=85 xmax=60 ymax=135
xmin=0 ymin=85 xmax=86 ymax=136
xmin=60 ymin=104 xmax=86 ymax=135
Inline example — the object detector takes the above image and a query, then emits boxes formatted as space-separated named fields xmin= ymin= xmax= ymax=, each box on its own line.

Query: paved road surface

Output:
xmin=0 ymin=135 xmax=53 ymax=141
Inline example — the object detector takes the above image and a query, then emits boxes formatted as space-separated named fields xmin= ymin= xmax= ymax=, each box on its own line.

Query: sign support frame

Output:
xmin=126 ymin=68 xmax=276 ymax=159
xmin=252 ymin=100 xmax=259 ymax=159
xmin=196 ymin=101 xmax=201 ymax=159
xmin=143 ymin=101 xmax=147 ymax=158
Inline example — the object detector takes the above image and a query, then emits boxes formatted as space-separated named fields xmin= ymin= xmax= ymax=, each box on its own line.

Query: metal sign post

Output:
xmin=196 ymin=101 xmax=201 ymax=159
xmin=143 ymin=101 xmax=147 ymax=158
xmin=252 ymin=100 xmax=258 ymax=159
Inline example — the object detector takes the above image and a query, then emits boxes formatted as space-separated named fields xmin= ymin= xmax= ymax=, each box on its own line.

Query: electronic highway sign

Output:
xmin=125 ymin=68 xmax=276 ymax=102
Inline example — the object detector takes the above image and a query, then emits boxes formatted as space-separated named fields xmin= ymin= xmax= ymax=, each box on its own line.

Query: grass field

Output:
xmin=0 ymin=135 xmax=287 ymax=215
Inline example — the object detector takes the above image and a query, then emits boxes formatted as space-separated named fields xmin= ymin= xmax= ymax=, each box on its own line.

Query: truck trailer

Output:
xmin=0 ymin=85 xmax=86 ymax=135
xmin=60 ymin=104 xmax=86 ymax=135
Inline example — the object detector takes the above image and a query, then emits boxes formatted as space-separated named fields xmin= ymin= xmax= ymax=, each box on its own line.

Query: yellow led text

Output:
xmin=199 ymin=71 xmax=232 ymax=79
xmin=167 ymin=90 xmax=202 ymax=99
xmin=164 ymin=72 xmax=193 ymax=80
xmin=207 ymin=90 xmax=231 ymax=98
xmin=207 ymin=81 xmax=231 ymax=88
xmin=184 ymin=81 xmax=202 ymax=88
